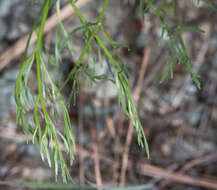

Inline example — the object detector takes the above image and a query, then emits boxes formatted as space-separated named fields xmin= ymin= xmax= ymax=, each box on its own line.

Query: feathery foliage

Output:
xmin=14 ymin=0 xmax=216 ymax=183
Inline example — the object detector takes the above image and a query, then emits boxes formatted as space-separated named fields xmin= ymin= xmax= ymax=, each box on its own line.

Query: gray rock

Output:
xmin=212 ymin=52 xmax=217 ymax=69
xmin=184 ymin=84 xmax=197 ymax=94
xmin=209 ymin=36 xmax=217 ymax=49
xmin=199 ymin=140 xmax=215 ymax=153
xmin=19 ymin=144 xmax=39 ymax=157
xmin=0 ymin=0 xmax=15 ymax=17
xmin=187 ymin=106 xmax=202 ymax=125
xmin=135 ymin=33 xmax=147 ymax=50
xmin=0 ymin=18 xmax=7 ymax=40
xmin=3 ymin=68 xmax=19 ymax=81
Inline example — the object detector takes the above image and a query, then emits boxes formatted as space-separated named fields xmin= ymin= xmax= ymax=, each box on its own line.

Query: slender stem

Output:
xmin=68 ymin=0 xmax=88 ymax=24
xmin=36 ymin=0 xmax=51 ymax=95
xmin=61 ymin=0 xmax=110 ymax=90
xmin=98 ymin=0 xmax=110 ymax=23
xmin=36 ymin=0 xmax=51 ymax=51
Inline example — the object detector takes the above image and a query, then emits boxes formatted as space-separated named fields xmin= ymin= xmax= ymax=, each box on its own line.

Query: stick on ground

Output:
xmin=138 ymin=164 xmax=217 ymax=190
xmin=0 ymin=0 xmax=91 ymax=71
xmin=119 ymin=47 xmax=150 ymax=187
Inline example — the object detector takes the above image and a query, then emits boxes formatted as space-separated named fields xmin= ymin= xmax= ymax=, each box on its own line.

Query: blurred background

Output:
xmin=0 ymin=0 xmax=217 ymax=189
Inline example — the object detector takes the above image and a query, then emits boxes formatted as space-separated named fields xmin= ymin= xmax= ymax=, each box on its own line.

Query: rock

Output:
xmin=135 ymin=33 xmax=148 ymax=51
xmin=212 ymin=52 xmax=217 ymax=69
xmin=184 ymin=83 xmax=197 ymax=94
xmin=19 ymin=144 xmax=39 ymax=158
xmin=0 ymin=0 xmax=43 ymax=41
xmin=0 ymin=18 xmax=7 ymax=40
xmin=0 ymin=0 xmax=16 ymax=17
xmin=199 ymin=140 xmax=215 ymax=153
xmin=161 ymin=143 xmax=171 ymax=156
xmin=2 ymin=68 xmax=19 ymax=81
xmin=31 ymin=167 xmax=52 ymax=182
xmin=187 ymin=105 xmax=202 ymax=125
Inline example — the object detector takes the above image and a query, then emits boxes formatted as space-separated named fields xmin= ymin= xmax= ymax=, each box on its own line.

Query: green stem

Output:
xmin=61 ymin=0 xmax=110 ymax=90
xmin=36 ymin=0 xmax=51 ymax=95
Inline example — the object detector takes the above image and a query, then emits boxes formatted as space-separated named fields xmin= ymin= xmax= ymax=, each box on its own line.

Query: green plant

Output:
xmin=14 ymin=0 xmax=216 ymax=183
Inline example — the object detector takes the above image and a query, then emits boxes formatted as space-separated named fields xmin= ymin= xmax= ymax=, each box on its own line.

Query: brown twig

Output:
xmin=91 ymin=122 xmax=103 ymax=190
xmin=138 ymin=163 xmax=217 ymax=190
xmin=0 ymin=0 xmax=92 ymax=71
xmin=157 ymin=152 xmax=217 ymax=189
xmin=104 ymin=93 xmax=116 ymax=139
xmin=180 ymin=152 xmax=217 ymax=173
xmin=119 ymin=47 xmax=150 ymax=187
xmin=78 ymin=93 xmax=85 ymax=186
xmin=103 ymin=88 xmax=119 ymax=184
xmin=112 ymin=112 xmax=125 ymax=184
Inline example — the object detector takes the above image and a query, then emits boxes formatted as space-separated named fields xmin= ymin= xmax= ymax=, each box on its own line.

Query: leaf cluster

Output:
xmin=14 ymin=0 xmax=216 ymax=183
xmin=15 ymin=0 xmax=150 ymax=183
